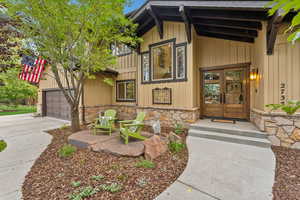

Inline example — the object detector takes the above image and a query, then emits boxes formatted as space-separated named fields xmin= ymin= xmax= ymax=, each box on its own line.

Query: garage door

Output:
xmin=45 ymin=90 xmax=71 ymax=120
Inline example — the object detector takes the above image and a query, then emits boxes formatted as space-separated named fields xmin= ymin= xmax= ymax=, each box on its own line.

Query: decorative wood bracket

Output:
xmin=179 ymin=5 xmax=192 ymax=43
xmin=147 ymin=5 xmax=163 ymax=39
xmin=267 ymin=10 xmax=284 ymax=55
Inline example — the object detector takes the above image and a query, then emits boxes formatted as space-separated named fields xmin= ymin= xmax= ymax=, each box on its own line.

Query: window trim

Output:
xmin=141 ymin=38 xmax=188 ymax=84
xmin=116 ymin=79 xmax=136 ymax=102
xmin=175 ymin=42 xmax=188 ymax=80
xmin=141 ymin=51 xmax=150 ymax=84
xmin=150 ymin=41 xmax=174 ymax=81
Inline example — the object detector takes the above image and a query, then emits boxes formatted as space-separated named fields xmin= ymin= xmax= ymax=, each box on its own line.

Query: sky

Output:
xmin=124 ymin=0 xmax=146 ymax=14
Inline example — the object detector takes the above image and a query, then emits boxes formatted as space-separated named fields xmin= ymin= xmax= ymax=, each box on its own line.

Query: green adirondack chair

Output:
xmin=119 ymin=112 xmax=147 ymax=144
xmin=90 ymin=109 xmax=117 ymax=136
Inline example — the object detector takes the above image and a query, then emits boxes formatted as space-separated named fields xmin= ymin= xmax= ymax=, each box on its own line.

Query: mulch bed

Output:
xmin=22 ymin=127 xmax=188 ymax=200
xmin=272 ymin=146 xmax=300 ymax=200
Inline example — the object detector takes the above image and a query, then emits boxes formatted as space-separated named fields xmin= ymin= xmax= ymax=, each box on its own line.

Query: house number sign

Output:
xmin=280 ymin=82 xmax=287 ymax=105
xmin=152 ymin=88 xmax=172 ymax=105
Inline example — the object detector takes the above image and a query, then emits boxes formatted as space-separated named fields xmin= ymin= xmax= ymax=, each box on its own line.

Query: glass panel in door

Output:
xmin=204 ymin=72 xmax=221 ymax=104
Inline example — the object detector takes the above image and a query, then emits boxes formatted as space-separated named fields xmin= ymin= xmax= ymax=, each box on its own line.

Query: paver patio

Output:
xmin=0 ymin=114 xmax=68 ymax=200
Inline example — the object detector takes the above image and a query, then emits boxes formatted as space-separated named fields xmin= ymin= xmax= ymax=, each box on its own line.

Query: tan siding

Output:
xmin=84 ymin=76 xmax=112 ymax=107
xmin=138 ymin=22 xmax=195 ymax=109
xmin=196 ymin=36 xmax=252 ymax=68
xmin=264 ymin=26 xmax=300 ymax=106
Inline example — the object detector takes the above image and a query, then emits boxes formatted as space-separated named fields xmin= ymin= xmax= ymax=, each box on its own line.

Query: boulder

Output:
xmin=291 ymin=128 xmax=300 ymax=142
xmin=168 ymin=132 xmax=182 ymax=143
xmin=144 ymin=135 xmax=168 ymax=160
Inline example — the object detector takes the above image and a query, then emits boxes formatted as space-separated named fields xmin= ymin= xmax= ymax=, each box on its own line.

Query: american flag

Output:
xmin=19 ymin=55 xmax=46 ymax=84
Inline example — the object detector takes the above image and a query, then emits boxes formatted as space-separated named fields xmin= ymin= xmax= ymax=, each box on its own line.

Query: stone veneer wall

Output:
xmin=83 ymin=105 xmax=200 ymax=127
xmin=251 ymin=109 xmax=300 ymax=149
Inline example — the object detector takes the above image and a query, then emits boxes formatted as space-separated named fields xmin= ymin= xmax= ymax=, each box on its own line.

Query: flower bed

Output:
xmin=22 ymin=127 xmax=188 ymax=200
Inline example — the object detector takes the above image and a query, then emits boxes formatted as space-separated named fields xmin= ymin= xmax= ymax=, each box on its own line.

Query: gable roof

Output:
xmin=130 ymin=0 xmax=279 ymax=43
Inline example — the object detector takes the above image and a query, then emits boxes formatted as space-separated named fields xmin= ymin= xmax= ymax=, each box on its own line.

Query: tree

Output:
xmin=5 ymin=0 xmax=140 ymax=132
xmin=0 ymin=67 xmax=37 ymax=105
xmin=269 ymin=0 xmax=300 ymax=43
xmin=0 ymin=5 xmax=22 ymax=72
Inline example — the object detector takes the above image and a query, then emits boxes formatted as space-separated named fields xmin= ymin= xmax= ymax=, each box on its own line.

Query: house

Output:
xmin=37 ymin=0 xmax=300 ymax=132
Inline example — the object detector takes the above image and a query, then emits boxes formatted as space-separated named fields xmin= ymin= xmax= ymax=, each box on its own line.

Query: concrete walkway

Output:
xmin=157 ymin=135 xmax=275 ymax=200
xmin=0 ymin=114 xmax=68 ymax=200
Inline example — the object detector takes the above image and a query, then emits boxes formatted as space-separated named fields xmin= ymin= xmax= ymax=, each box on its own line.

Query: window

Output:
xmin=116 ymin=80 xmax=135 ymax=102
xmin=176 ymin=45 xmax=186 ymax=79
xmin=142 ymin=52 xmax=150 ymax=82
xmin=151 ymin=42 xmax=173 ymax=80
xmin=111 ymin=43 xmax=132 ymax=56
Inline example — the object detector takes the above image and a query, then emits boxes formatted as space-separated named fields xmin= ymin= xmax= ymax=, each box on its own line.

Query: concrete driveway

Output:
xmin=0 ymin=114 xmax=68 ymax=200
xmin=157 ymin=136 xmax=275 ymax=200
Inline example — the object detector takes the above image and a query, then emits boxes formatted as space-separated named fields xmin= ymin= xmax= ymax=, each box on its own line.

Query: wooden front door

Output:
xmin=202 ymin=66 xmax=249 ymax=120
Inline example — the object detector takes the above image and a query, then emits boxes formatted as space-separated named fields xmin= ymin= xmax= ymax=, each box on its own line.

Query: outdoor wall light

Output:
xmin=250 ymin=68 xmax=258 ymax=81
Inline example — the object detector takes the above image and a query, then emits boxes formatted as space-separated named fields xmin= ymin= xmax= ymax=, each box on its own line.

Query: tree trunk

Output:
xmin=71 ymin=106 xmax=80 ymax=132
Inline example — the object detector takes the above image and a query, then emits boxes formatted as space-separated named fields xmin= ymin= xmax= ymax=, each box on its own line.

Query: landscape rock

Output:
xmin=275 ymin=117 xmax=294 ymax=126
xmin=268 ymin=135 xmax=281 ymax=146
xmin=91 ymin=138 xmax=144 ymax=157
xmin=290 ymin=128 xmax=300 ymax=142
xmin=291 ymin=142 xmax=300 ymax=149
xmin=144 ymin=135 xmax=168 ymax=160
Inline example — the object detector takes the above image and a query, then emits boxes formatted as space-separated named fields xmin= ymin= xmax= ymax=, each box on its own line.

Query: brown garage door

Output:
xmin=45 ymin=90 xmax=71 ymax=120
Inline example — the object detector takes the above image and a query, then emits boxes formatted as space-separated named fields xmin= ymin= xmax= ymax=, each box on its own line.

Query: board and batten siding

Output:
xmin=112 ymin=52 xmax=138 ymax=105
xmin=138 ymin=22 xmax=197 ymax=109
xmin=264 ymin=26 xmax=300 ymax=107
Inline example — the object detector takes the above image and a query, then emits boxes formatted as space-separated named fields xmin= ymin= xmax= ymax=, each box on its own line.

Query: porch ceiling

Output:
xmin=130 ymin=0 xmax=292 ymax=44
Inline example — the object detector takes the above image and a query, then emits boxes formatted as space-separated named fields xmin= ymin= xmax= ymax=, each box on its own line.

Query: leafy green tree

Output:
xmin=0 ymin=68 xmax=37 ymax=106
xmin=5 ymin=0 xmax=139 ymax=132
xmin=268 ymin=0 xmax=300 ymax=43
xmin=0 ymin=4 xmax=22 ymax=72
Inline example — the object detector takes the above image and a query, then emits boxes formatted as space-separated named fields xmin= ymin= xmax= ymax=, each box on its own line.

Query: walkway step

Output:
xmin=189 ymin=129 xmax=271 ymax=148
xmin=190 ymin=124 xmax=267 ymax=139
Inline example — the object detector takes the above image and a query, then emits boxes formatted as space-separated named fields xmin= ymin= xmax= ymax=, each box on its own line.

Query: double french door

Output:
xmin=202 ymin=67 xmax=249 ymax=119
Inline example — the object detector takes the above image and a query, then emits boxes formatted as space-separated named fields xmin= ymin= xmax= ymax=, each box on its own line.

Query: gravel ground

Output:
xmin=22 ymin=127 xmax=188 ymax=200
xmin=272 ymin=146 xmax=300 ymax=200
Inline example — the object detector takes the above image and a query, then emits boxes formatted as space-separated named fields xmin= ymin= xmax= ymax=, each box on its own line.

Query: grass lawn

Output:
xmin=0 ymin=105 xmax=37 ymax=116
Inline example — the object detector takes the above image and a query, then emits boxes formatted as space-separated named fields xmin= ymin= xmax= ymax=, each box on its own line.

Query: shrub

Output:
xmin=99 ymin=183 xmax=122 ymax=193
xmin=0 ymin=140 xmax=7 ymax=152
xmin=169 ymin=141 xmax=186 ymax=153
xmin=174 ymin=123 xmax=184 ymax=135
xmin=91 ymin=175 xmax=104 ymax=181
xmin=69 ymin=186 xmax=99 ymax=200
xmin=71 ymin=181 xmax=81 ymax=187
xmin=135 ymin=159 xmax=155 ymax=169
xmin=58 ymin=144 xmax=76 ymax=158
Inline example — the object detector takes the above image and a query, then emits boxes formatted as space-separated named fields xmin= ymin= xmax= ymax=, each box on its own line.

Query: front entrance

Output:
xmin=201 ymin=65 xmax=249 ymax=120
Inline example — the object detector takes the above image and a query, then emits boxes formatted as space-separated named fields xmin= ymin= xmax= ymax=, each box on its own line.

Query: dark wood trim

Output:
xmin=267 ymin=10 xmax=284 ymax=55
xmin=200 ymin=62 xmax=251 ymax=71
xmin=189 ymin=10 xmax=267 ymax=22
xmin=116 ymin=79 xmax=136 ymax=102
xmin=195 ymin=25 xmax=258 ymax=38
xmin=141 ymin=38 xmax=188 ymax=85
xmin=179 ymin=5 xmax=191 ymax=43
xmin=191 ymin=19 xmax=262 ymax=31
xmin=42 ymin=91 xmax=47 ymax=117
xmin=147 ymin=5 xmax=164 ymax=39
xmin=196 ymin=31 xmax=254 ymax=43
xmin=175 ymin=42 xmax=188 ymax=80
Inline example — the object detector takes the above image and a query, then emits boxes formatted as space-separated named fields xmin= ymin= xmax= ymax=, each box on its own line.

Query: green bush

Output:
xmin=174 ymin=123 xmax=184 ymax=135
xmin=0 ymin=140 xmax=7 ymax=152
xmin=71 ymin=181 xmax=81 ymax=188
xmin=58 ymin=144 xmax=76 ymax=158
xmin=91 ymin=175 xmax=104 ymax=181
xmin=69 ymin=186 xmax=99 ymax=200
xmin=169 ymin=141 xmax=186 ymax=153
xmin=135 ymin=159 xmax=155 ymax=169
xmin=99 ymin=183 xmax=122 ymax=193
